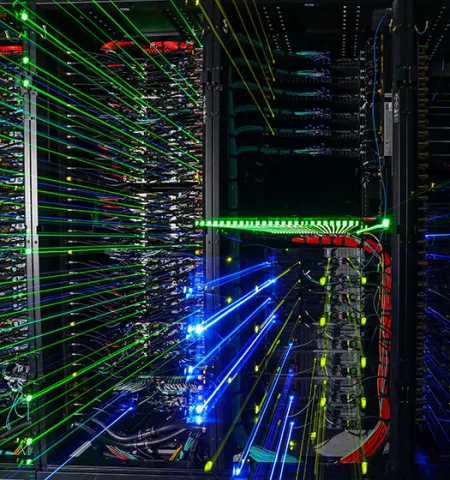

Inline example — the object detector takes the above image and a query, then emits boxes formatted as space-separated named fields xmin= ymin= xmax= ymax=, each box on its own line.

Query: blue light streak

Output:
xmin=190 ymin=298 xmax=271 ymax=372
xmin=426 ymin=233 xmax=450 ymax=238
xmin=235 ymin=343 xmax=293 ymax=475
xmin=201 ymin=318 xmax=275 ymax=411
xmin=43 ymin=407 xmax=132 ymax=479
xmin=199 ymin=278 xmax=275 ymax=333
xmin=204 ymin=262 xmax=270 ymax=288
xmin=268 ymin=396 xmax=294 ymax=480
xmin=279 ymin=420 xmax=295 ymax=480
xmin=426 ymin=253 xmax=450 ymax=261
xmin=426 ymin=307 xmax=450 ymax=326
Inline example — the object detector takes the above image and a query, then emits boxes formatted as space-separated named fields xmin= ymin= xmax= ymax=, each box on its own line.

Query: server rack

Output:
xmin=0 ymin=0 xmax=449 ymax=479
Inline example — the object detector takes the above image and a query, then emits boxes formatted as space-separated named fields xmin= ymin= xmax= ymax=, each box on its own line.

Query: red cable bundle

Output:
xmin=292 ymin=235 xmax=391 ymax=462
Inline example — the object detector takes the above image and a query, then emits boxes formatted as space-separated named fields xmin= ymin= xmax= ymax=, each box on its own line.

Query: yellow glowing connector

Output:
xmin=319 ymin=277 xmax=326 ymax=286
xmin=361 ymin=397 xmax=367 ymax=409
xmin=227 ymin=377 xmax=233 ymax=384
xmin=361 ymin=357 xmax=367 ymax=369
xmin=70 ymin=321 xmax=75 ymax=327
xmin=225 ymin=297 xmax=232 ymax=304
xmin=362 ymin=461 xmax=368 ymax=475
xmin=204 ymin=461 xmax=213 ymax=472
xmin=68 ymin=250 xmax=73 ymax=255
xmin=320 ymin=397 xmax=326 ymax=407
xmin=361 ymin=277 xmax=367 ymax=285
xmin=254 ymin=325 xmax=259 ymax=333
xmin=311 ymin=431 xmax=317 ymax=441
xmin=66 ymin=176 xmax=72 ymax=182
xmin=226 ymin=257 xmax=232 ymax=263
xmin=320 ymin=356 xmax=326 ymax=368
xmin=254 ymin=365 xmax=259 ymax=372
xmin=319 ymin=317 xmax=326 ymax=327
xmin=72 ymin=372 xmax=77 ymax=377
xmin=361 ymin=317 xmax=367 ymax=326
xmin=255 ymin=405 xmax=259 ymax=414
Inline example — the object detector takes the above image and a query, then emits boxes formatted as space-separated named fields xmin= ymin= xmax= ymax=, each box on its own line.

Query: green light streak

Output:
xmin=0 ymin=16 xmax=200 ymax=166
xmin=0 ymin=164 xmax=143 ymax=203
xmin=17 ymin=6 xmax=199 ymax=143
xmin=3 ymin=337 xmax=186 ymax=447
xmin=31 ymin=335 xmax=198 ymax=464
xmin=0 ymin=271 xmax=141 ymax=313
xmin=169 ymin=0 xmax=203 ymax=47
xmin=0 ymin=296 xmax=146 ymax=371
xmin=0 ymin=306 xmax=145 ymax=416
xmin=94 ymin=0 xmax=200 ymax=102
xmin=0 ymin=282 xmax=144 ymax=322
xmin=22 ymin=310 xmax=198 ymax=400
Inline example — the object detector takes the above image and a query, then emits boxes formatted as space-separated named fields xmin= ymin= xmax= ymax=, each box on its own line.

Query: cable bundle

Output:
xmin=0 ymin=45 xmax=32 ymax=449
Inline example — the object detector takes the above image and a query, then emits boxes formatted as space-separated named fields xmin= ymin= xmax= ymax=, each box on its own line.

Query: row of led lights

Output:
xmin=427 ymin=6 xmax=448 ymax=60
xmin=195 ymin=219 xmax=361 ymax=227
xmin=342 ymin=4 xmax=361 ymax=58
xmin=263 ymin=5 xmax=290 ymax=53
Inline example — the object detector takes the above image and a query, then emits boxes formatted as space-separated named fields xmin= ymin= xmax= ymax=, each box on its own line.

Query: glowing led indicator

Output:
xmin=21 ymin=11 xmax=29 ymax=21
xmin=320 ymin=356 xmax=326 ymax=368
xmin=311 ymin=431 xmax=317 ymax=440
xmin=26 ymin=395 xmax=33 ymax=402
xmin=226 ymin=257 xmax=232 ymax=263
xmin=195 ymin=404 xmax=204 ymax=414
xmin=194 ymin=324 xmax=203 ymax=335
xmin=23 ymin=79 xmax=30 ymax=87
xmin=22 ymin=57 xmax=29 ymax=64
xmin=25 ymin=248 xmax=32 ymax=255
xmin=361 ymin=317 xmax=367 ymax=326
xmin=254 ymin=365 xmax=259 ymax=372
xmin=319 ymin=317 xmax=326 ymax=327
xmin=26 ymin=438 xmax=32 ymax=446
xmin=361 ymin=397 xmax=367 ymax=409
xmin=319 ymin=277 xmax=326 ymax=286
xmin=320 ymin=397 xmax=326 ymax=407
xmin=381 ymin=218 xmax=390 ymax=228
xmin=362 ymin=461 xmax=368 ymax=475
xmin=361 ymin=277 xmax=367 ymax=285
xmin=361 ymin=357 xmax=367 ymax=368
xmin=225 ymin=297 xmax=232 ymax=304
xmin=205 ymin=461 xmax=213 ymax=472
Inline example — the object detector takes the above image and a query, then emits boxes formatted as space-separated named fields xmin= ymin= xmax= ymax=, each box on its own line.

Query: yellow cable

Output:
xmin=215 ymin=0 xmax=275 ymax=103
xmin=198 ymin=1 xmax=275 ymax=134
xmin=231 ymin=0 xmax=275 ymax=83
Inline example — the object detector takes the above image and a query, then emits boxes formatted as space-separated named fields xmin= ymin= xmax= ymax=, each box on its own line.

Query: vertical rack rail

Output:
xmin=202 ymin=0 xmax=226 ymax=472
xmin=390 ymin=0 xmax=418 ymax=478
xmin=22 ymin=0 xmax=47 ymax=466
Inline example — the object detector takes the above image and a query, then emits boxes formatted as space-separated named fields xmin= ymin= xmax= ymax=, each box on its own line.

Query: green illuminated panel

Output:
xmin=194 ymin=218 xmax=390 ymax=236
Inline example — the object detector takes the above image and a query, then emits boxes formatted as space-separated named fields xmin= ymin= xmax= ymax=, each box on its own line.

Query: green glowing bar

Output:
xmin=355 ymin=219 xmax=391 ymax=235
xmin=194 ymin=217 xmax=364 ymax=235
